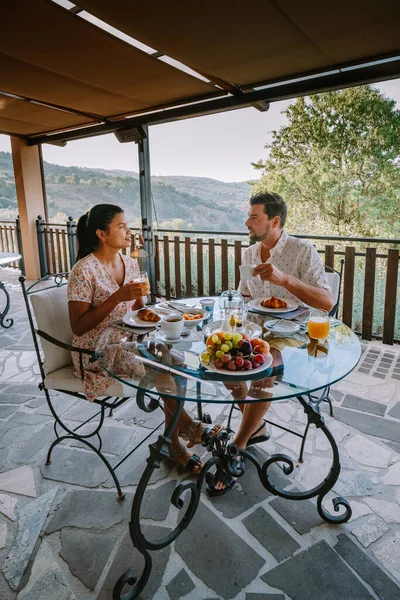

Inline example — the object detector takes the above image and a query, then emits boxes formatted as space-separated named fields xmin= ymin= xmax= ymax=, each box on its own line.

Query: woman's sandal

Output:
xmin=206 ymin=471 xmax=236 ymax=497
xmin=246 ymin=421 xmax=270 ymax=447
xmin=183 ymin=420 xmax=223 ymax=449
xmin=169 ymin=443 xmax=202 ymax=474
xmin=226 ymin=444 xmax=247 ymax=477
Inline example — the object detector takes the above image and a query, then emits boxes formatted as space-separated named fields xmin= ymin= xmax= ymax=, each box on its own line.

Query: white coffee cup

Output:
xmin=239 ymin=264 xmax=256 ymax=281
xmin=158 ymin=314 xmax=184 ymax=339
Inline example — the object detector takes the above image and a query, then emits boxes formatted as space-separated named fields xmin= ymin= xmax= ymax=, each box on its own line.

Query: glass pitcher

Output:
xmin=219 ymin=290 xmax=244 ymax=329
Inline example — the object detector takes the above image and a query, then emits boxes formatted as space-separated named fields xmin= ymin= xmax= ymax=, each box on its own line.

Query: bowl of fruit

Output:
xmin=200 ymin=331 xmax=273 ymax=376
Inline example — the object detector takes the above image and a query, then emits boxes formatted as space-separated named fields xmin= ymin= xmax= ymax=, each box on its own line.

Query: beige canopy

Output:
xmin=1 ymin=0 xmax=399 ymax=141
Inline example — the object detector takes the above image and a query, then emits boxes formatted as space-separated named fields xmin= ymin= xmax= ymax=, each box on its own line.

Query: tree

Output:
xmin=252 ymin=86 xmax=400 ymax=236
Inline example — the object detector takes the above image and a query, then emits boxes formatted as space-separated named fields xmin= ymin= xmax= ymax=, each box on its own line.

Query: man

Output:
xmin=239 ymin=192 xmax=333 ymax=310
xmin=209 ymin=192 xmax=333 ymax=495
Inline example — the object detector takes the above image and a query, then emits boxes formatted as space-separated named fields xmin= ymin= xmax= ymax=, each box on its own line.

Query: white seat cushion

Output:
xmin=30 ymin=285 xmax=74 ymax=375
xmin=326 ymin=271 xmax=340 ymax=307
xmin=44 ymin=365 xmax=136 ymax=398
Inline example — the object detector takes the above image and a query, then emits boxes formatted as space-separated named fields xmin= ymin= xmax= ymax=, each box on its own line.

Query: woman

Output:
xmin=68 ymin=204 xmax=218 ymax=473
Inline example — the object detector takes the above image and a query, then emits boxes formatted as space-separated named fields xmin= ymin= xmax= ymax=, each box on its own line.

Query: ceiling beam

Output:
xmin=27 ymin=56 xmax=400 ymax=146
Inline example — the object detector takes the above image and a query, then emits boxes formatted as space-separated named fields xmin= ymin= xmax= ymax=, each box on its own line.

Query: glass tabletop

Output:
xmin=0 ymin=252 xmax=21 ymax=267
xmin=95 ymin=298 xmax=361 ymax=404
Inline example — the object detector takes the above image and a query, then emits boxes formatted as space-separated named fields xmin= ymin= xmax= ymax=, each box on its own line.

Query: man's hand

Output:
xmin=253 ymin=262 xmax=287 ymax=286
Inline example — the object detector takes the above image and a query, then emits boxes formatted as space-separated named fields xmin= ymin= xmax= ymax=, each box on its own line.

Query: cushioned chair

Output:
xmin=20 ymin=273 xmax=160 ymax=499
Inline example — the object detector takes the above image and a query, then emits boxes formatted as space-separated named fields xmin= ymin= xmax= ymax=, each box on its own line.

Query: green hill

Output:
xmin=0 ymin=151 xmax=251 ymax=231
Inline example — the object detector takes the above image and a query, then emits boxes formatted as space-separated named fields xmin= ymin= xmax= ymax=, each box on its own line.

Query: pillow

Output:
xmin=30 ymin=285 xmax=73 ymax=375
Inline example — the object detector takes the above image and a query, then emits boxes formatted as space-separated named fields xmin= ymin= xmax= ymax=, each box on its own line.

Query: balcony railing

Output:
xmin=31 ymin=218 xmax=400 ymax=345
xmin=0 ymin=218 xmax=23 ymax=270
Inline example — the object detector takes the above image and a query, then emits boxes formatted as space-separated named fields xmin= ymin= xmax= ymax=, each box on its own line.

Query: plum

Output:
xmin=235 ymin=357 xmax=244 ymax=368
xmin=227 ymin=360 xmax=237 ymax=370
xmin=243 ymin=359 xmax=253 ymax=370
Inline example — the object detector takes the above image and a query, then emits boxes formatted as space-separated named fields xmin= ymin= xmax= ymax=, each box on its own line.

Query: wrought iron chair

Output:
xmin=325 ymin=259 xmax=344 ymax=318
xmin=20 ymin=273 xmax=163 ymax=499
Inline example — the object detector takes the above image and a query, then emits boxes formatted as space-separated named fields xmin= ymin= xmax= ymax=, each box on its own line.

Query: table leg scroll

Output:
xmin=0 ymin=281 xmax=13 ymax=328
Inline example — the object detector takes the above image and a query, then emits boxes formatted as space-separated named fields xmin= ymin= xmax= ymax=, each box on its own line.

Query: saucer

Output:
xmin=155 ymin=330 xmax=192 ymax=344
xmin=264 ymin=319 xmax=300 ymax=334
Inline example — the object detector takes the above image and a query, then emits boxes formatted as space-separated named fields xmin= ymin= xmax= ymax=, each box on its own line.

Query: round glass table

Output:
xmin=95 ymin=300 xmax=361 ymax=600
xmin=0 ymin=252 xmax=21 ymax=328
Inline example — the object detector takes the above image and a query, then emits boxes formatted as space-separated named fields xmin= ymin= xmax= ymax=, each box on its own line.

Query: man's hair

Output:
xmin=249 ymin=192 xmax=287 ymax=228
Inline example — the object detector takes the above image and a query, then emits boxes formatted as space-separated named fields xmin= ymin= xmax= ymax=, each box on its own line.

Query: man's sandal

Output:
xmin=206 ymin=471 xmax=236 ymax=497
xmin=183 ymin=420 xmax=223 ymax=449
xmin=169 ymin=443 xmax=202 ymax=474
xmin=246 ymin=421 xmax=270 ymax=447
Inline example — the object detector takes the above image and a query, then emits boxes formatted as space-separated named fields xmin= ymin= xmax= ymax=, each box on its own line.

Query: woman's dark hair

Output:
xmin=250 ymin=192 xmax=287 ymax=228
xmin=76 ymin=204 xmax=124 ymax=261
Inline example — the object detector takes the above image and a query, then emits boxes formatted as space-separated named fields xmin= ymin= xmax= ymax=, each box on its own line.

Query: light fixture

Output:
xmin=114 ymin=126 xmax=147 ymax=143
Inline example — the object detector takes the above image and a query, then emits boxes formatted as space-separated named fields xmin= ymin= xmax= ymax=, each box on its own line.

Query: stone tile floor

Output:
xmin=0 ymin=267 xmax=400 ymax=600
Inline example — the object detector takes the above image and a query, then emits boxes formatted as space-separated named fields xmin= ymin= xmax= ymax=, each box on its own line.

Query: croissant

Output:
xmin=137 ymin=308 xmax=161 ymax=322
xmin=261 ymin=296 xmax=288 ymax=309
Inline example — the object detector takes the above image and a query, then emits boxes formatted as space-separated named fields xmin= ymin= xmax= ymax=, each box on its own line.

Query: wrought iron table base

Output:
xmin=113 ymin=392 xmax=351 ymax=600
xmin=0 ymin=280 xmax=13 ymax=328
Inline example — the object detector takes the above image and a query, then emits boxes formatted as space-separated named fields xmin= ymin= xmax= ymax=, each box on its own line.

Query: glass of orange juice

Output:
xmin=307 ymin=308 xmax=330 ymax=341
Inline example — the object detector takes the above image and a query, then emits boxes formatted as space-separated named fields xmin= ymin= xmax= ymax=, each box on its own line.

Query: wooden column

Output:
xmin=11 ymin=137 xmax=46 ymax=279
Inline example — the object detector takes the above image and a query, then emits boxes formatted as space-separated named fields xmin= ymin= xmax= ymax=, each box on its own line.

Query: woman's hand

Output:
xmin=115 ymin=280 xmax=149 ymax=302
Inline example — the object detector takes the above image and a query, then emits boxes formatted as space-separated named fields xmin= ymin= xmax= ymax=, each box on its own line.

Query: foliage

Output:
xmin=252 ymin=86 xmax=400 ymax=237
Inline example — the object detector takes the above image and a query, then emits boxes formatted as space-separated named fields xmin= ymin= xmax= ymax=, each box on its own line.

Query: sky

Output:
xmin=1 ymin=79 xmax=399 ymax=183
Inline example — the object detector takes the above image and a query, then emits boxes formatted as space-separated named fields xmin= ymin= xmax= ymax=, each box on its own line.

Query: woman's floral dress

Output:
xmin=67 ymin=252 xmax=145 ymax=400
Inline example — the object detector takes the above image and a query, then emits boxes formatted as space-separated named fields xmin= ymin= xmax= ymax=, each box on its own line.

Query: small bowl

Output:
xmin=180 ymin=307 xmax=209 ymax=327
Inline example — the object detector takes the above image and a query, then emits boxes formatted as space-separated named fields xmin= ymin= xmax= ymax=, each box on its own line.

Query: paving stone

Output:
xmin=9 ymin=410 xmax=50 ymax=426
xmin=17 ymin=540 xmax=76 ymax=600
xmin=3 ymin=383 xmax=41 ymax=395
xmin=363 ymin=498 xmax=400 ymax=523
xmin=166 ymin=568 xmax=195 ymax=600
xmin=381 ymin=461 xmax=400 ymax=485
xmin=359 ymin=368 xmax=371 ymax=374
xmin=315 ymin=420 xmax=350 ymax=451
xmin=243 ymin=506 xmax=300 ymax=561
xmin=342 ymin=395 xmax=386 ymax=416
xmin=46 ymin=489 xmax=132 ymax=533
xmin=262 ymin=540 xmax=374 ymax=600
xmin=0 ymin=523 xmax=6 ymax=549
xmin=246 ymin=595 xmax=285 ymax=600
xmin=70 ymin=424 xmax=136 ymax=456
xmin=345 ymin=434 xmax=392 ymax=468
xmin=98 ymin=525 xmax=171 ymax=600
xmin=294 ymin=456 xmax=333 ymax=491
xmin=388 ymin=402 xmax=400 ymax=420
xmin=0 ymin=393 xmax=35 ymax=405
xmin=60 ymin=529 xmax=117 ymax=590
xmin=209 ymin=449 xmax=289 ymax=519
xmin=61 ymin=400 xmax=103 ymax=422
xmin=0 ymin=492 xmax=18 ymax=520
xmin=2 ymin=488 xmax=57 ymax=590
xmin=269 ymin=487 xmax=322 ymax=534
xmin=333 ymin=469 xmax=379 ymax=497
xmin=34 ymin=394 xmax=78 ymax=417
xmin=349 ymin=500 xmax=373 ymax=520
xmin=330 ymin=389 xmax=344 ymax=401
xmin=102 ymin=433 xmax=170 ymax=488
xmin=175 ymin=501 xmax=265 ymax=600
xmin=392 ymin=374 xmax=400 ymax=380
xmin=25 ymin=396 xmax=47 ymax=408
xmin=0 ymin=424 xmax=34 ymax=449
xmin=14 ymin=422 xmax=56 ymax=464
xmin=351 ymin=515 xmax=390 ymax=547
xmin=0 ymin=404 xmax=19 ymax=418
xmin=335 ymin=534 xmax=400 ymax=600
xmin=0 ymin=335 xmax=16 ymax=348
xmin=0 ymin=466 xmax=36 ymax=497
xmin=141 ymin=480 xmax=178 ymax=520
xmin=332 ymin=406 xmax=400 ymax=442
xmin=372 ymin=530 xmax=400 ymax=582
xmin=41 ymin=446 xmax=111 ymax=487
xmin=382 ymin=439 xmax=400 ymax=454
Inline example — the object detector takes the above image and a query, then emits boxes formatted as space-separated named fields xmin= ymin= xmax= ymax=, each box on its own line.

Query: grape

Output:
xmin=221 ymin=353 xmax=231 ymax=363
xmin=243 ymin=359 xmax=252 ymax=370
xmin=214 ymin=358 xmax=224 ymax=369
xmin=255 ymin=354 xmax=265 ymax=364
xmin=206 ymin=345 xmax=215 ymax=355
xmin=226 ymin=341 xmax=233 ymax=349
xmin=232 ymin=333 xmax=242 ymax=342
xmin=223 ymin=331 xmax=233 ymax=340
xmin=212 ymin=335 xmax=219 ymax=344
xmin=215 ymin=350 xmax=225 ymax=359
xmin=227 ymin=360 xmax=237 ymax=370
xmin=201 ymin=352 xmax=210 ymax=363
xmin=235 ymin=357 xmax=244 ymax=368
xmin=220 ymin=344 xmax=229 ymax=353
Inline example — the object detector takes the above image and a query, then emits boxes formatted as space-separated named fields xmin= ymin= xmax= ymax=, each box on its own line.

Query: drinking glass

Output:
xmin=133 ymin=271 xmax=150 ymax=299
xmin=307 ymin=308 xmax=330 ymax=340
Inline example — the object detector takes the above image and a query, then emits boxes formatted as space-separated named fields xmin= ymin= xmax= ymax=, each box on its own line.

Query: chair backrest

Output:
xmin=325 ymin=259 xmax=344 ymax=318
xmin=29 ymin=284 xmax=73 ymax=375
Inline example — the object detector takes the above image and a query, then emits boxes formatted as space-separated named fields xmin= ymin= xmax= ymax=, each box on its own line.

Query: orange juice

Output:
xmin=308 ymin=316 xmax=330 ymax=340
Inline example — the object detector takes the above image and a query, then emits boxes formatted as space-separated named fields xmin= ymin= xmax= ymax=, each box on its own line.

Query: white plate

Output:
xmin=200 ymin=352 xmax=273 ymax=376
xmin=202 ymin=320 xmax=262 ymax=339
xmin=155 ymin=330 xmax=192 ymax=344
xmin=248 ymin=297 xmax=298 ymax=314
xmin=123 ymin=309 xmax=164 ymax=328
xmin=264 ymin=319 xmax=300 ymax=334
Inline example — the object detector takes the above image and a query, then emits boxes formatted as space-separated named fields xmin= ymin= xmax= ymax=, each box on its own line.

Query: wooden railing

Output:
xmin=0 ymin=218 xmax=23 ymax=270
xmin=154 ymin=229 xmax=400 ymax=345
xmin=33 ymin=219 xmax=400 ymax=344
